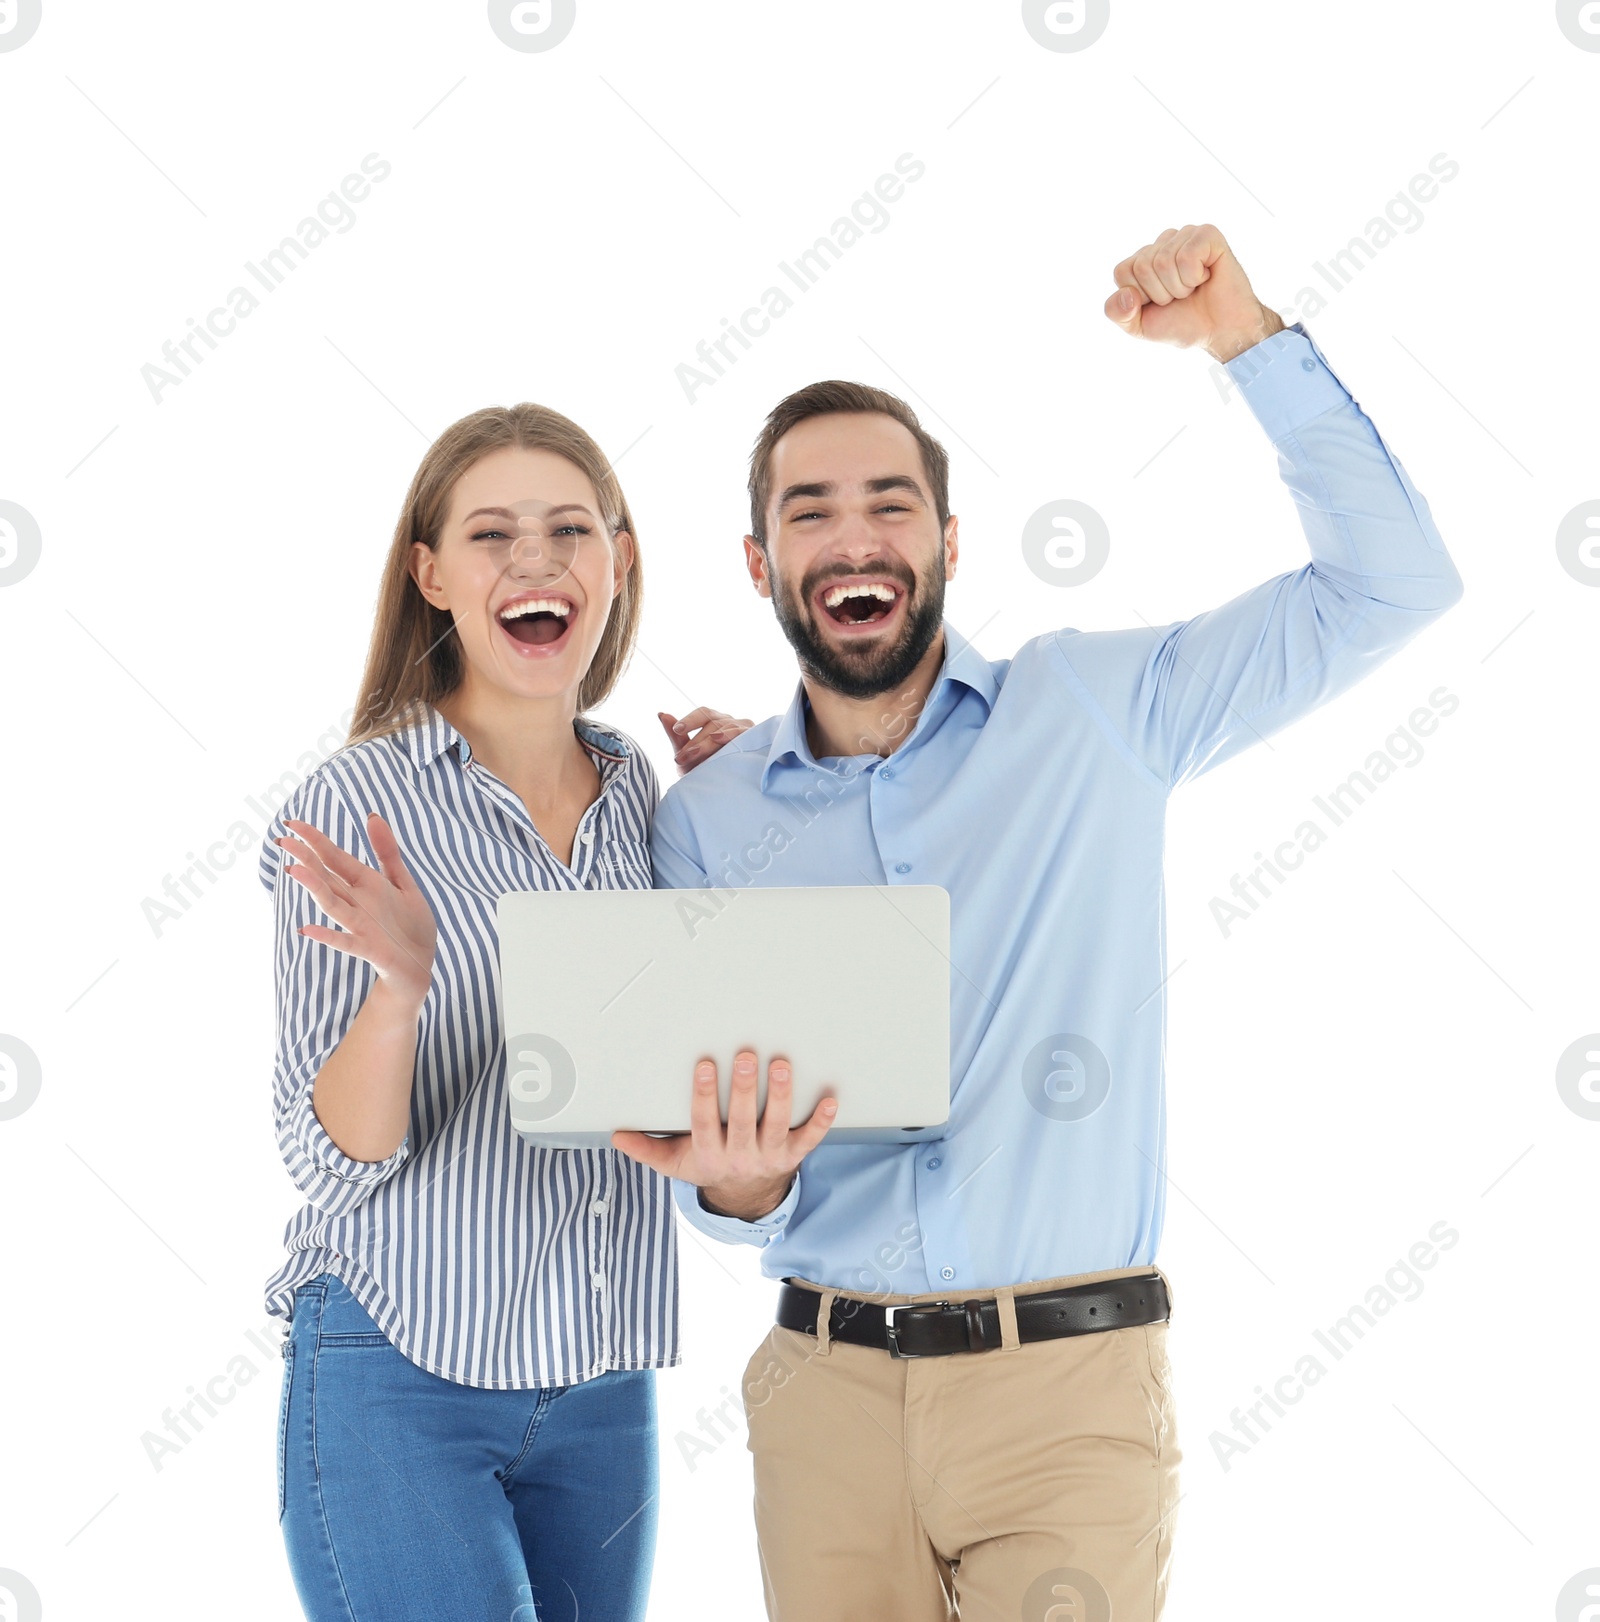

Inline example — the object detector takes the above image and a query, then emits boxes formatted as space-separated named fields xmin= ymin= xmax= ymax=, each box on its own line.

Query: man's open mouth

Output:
xmin=815 ymin=578 xmax=906 ymax=631
xmin=495 ymin=591 xmax=577 ymax=652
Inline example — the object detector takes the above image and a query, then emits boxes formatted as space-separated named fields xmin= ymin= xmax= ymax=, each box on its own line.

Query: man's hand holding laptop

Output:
xmin=612 ymin=1049 xmax=836 ymax=1221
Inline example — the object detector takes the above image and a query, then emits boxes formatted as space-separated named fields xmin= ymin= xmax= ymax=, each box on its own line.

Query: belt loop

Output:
xmin=995 ymin=1286 xmax=1021 ymax=1352
xmin=814 ymin=1289 xmax=837 ymax=1355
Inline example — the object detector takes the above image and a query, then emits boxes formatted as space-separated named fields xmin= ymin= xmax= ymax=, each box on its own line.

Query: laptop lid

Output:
xmin=498 ymin=884 xmax=951 ymax=1149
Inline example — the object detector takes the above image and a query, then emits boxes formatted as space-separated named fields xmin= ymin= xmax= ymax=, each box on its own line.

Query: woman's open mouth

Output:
xmin=814 ymin=577 xmax=906 ymax=636
xmin=495 ymin=591 xmax=578 ymax=657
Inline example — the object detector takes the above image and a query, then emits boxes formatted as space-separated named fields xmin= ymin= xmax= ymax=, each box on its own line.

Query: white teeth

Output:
xmin=498 ymin=597 xmax=572 ymax=622
xmin=823 ymin=582 xmax=898 ymax=609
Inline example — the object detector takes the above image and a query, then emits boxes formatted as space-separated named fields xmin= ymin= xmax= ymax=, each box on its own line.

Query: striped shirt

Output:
xmin=258 ymin=702 xmax=678 ymax=1389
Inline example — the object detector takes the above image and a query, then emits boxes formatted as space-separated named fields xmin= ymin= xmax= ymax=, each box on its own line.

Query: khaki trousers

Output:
xmin=739 ymin=1264 xmax=1180 ymax=1622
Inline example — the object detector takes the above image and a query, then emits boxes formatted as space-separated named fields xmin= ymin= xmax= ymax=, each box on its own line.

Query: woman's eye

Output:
xmin=552 ymin=523 xmax=593 ymax=538
xmin=470 ymin=529 xmax=508 ymax=542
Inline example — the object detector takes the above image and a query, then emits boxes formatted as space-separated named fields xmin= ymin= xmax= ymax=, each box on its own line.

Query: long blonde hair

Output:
xmin=348 ymin=403 xmax=642 ymax=746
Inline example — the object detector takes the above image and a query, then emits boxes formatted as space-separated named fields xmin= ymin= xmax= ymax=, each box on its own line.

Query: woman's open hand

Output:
xmin=277 ymin=813 xmax=437 ymax=1007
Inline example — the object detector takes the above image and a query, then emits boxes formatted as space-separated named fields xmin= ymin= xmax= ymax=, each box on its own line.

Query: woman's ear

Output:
xmin=611 ymin=529 xmax=636 ymax=595
xmin=409 ymin=540 xmax=448 ymax=609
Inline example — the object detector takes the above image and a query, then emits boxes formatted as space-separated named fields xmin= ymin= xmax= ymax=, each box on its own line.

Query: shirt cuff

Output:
xmin=1224 ymin=323 xmax=1354 ymax=442
xmin=670 ymin=1172 xmax=800 ymax=1244
xmin=290 ymin=1088 xmax=410 ymax=1189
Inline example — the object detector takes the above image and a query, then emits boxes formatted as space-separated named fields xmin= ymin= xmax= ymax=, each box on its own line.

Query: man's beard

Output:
xmin=770 ymin=553 xmax=945 ymax=702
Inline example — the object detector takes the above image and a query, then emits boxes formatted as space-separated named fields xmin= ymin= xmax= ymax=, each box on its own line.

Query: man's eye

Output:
xmin=791 ymin=510 xmax=826 ymax=523
xmin=875 ymin=503 xmax=910 ymax=515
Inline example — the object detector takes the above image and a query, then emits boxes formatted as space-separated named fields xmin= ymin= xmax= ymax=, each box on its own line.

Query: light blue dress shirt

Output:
xmin=650 ymin=325 xmax=1464 ymax=1295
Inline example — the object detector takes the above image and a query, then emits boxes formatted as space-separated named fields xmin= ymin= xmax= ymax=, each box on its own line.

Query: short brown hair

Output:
xmin=348 ymin=403 xmax=642 ymax=746
xmin=747 ymin=380 xmax=950 ymax=548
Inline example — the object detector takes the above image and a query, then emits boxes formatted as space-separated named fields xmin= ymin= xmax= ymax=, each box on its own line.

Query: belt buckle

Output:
xmin=884 ymin=1300 xmax=949 ymax=1359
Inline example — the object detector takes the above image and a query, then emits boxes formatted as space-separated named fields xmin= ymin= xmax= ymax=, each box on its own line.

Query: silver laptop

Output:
xmin=498 ymin=884 xmax=951 ymax=1149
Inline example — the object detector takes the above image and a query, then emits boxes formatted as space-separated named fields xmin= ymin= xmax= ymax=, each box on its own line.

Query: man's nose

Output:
xmin=832 ymin=512 xmax=885 ymax=556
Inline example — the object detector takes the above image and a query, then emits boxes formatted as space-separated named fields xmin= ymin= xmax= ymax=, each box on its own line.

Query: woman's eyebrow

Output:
xmin=460 ymin=503 xmax=596 ymax=524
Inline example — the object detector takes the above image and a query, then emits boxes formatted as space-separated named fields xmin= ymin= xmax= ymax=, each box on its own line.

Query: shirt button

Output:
xmin=939 ymin=1266 xmax=956 ymax=1282
xmin=591 ymin=1199 xmax=609 ymax=1215
xmin=895 ymin=862 xmax=911 ymax=875
xmin=591 ymin=1271 xmax=605 ymax=1290
xmin=927 ymin=1157 xmax=942 ymax=1170
xmin=579 ymin=827 xmax=594 ymax=843
xmin=880 ymin=767 xmax=894 ymax=779
xmin=1301 ymin=357 xmax=1316 ymax=372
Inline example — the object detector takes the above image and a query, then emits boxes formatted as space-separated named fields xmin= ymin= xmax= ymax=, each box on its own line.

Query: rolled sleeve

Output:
xmin=262 ymin=774 xmax=413 ymax=1217
xmin=671 ymin=1172 xmax=800 ymax=1247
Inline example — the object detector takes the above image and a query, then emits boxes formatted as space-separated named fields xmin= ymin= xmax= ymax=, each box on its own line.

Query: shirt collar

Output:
xmin=760 ymin=623 xmax=997 ymax=792
xmin=396 ymin=703 xmax=632 ymax=771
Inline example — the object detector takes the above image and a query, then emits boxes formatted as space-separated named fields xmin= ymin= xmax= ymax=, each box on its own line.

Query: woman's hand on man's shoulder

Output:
xmin=658 ymin=708 xmax=753 ymax=776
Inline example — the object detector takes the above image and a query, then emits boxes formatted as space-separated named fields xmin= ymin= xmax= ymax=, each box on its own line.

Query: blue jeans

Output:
xmin=278 ymin=1272 xmax=658 ymax=1622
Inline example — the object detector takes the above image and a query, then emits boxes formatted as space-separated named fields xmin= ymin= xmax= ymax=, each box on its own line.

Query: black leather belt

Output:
xmin=777 ymin=1273 xmax=1168 ymax=1359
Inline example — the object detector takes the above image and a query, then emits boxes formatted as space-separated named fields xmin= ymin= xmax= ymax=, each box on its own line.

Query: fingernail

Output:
xmin=695 ymin=1060 xmax=715 ymax=1082
xmin=674 ymin=723 xmax=686 ymax=735
xmin=821 ymin=1098 xmax=837 ymax=1113
xmin=735 ymin=1052 xmax=755 ymax=1073
xmin=770 ymin=1062 xmax=790 ymax=1081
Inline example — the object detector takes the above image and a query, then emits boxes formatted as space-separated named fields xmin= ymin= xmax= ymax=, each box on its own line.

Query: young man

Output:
xmin=614 ymin=223 xmax=1464 ymax=1621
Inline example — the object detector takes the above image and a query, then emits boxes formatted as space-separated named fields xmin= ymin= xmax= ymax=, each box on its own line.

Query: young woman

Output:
xmin=261 ymin=403 xmax=750 ymax=1621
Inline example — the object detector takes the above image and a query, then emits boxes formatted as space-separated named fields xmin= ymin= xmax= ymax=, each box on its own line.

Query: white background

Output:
xmin=1 ymin=2 xmax=1596 ymax=1619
